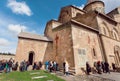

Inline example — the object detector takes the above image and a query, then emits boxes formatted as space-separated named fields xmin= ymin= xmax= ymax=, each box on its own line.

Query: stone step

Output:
xmin=59 ymin=67 xmax=76 ymax=75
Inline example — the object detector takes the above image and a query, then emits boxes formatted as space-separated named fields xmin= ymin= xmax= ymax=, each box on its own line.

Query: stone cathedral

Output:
xmin=15 ymin=0 xmax=120 ymax=74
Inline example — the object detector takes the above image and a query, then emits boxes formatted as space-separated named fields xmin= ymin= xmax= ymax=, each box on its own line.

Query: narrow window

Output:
xmin=103 ymin=27 xmax=106 ymax=35
xmin=114 ymin=33 xmax=118 ymax=40
xmin=93 ymin=48 xmax=96 ymax=57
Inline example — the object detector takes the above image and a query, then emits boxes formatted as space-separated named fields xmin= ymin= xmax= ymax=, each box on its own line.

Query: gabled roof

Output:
xmin=18 ymin=32 xmax=52 ymax=42
xmin=94 ymin=11 xmax=118 ymax=25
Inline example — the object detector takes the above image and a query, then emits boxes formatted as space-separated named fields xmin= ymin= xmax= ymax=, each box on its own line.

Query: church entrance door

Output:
xmin=28 ymin=52 xmax=34 ymax=65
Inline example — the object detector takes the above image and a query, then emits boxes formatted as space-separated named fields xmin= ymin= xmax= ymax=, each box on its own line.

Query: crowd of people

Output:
xmin=86 ymin=61 xmax=116 ymax=75
xmin=44 ymin=61 xmax=59 ymax=72
xmin=0 ymin=58 xmax=18 ymax=73
xmin=0 ymin=58 xmax=118 ymax=76
xmin=0 ymin=58 xmax=70 ymax=76
xmin=19 ymin=60 xmax=30 ymax=71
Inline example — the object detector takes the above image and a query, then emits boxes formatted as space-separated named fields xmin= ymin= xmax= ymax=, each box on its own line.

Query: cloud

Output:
xmin=78 ymin=4 xmax=85 ymax=9
xmin=74 ymin=4 xmax=85 ymax=10
xmin=102 ymin=0 xmax=120 ymax=13
xmin=31 ymin=30 xmax=37 ymax=33
xmin=0 ymin=46 xmax=16 ymax=53
xmin=8 ymin=24 xmax=27 ymax=35
xmin=0 ymin=38 xmax=10 ymax=46
xmin=7 ymin=0 xmax=32 ymax=16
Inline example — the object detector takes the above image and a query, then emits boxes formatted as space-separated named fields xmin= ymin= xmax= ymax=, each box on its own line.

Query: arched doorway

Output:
xmin=28 ymin=51 xmax=35 ymax=65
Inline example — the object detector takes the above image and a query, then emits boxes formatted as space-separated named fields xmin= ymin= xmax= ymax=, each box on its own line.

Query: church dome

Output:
xmin=83 ymin=0 xmax=105 ymax=13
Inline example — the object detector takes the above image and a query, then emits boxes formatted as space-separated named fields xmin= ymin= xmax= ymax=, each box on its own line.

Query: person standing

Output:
xmin=63 ymin=62 xmax=66 ymax=74
xmin=104 ymin=62 xmax=110 ymax=74
xmin=53 ymin=61 xmax=57 ymax=73
xmin=5 ymin=60 xmax=9 ymax=73
xmin=14 ymin=62 xmax=18 ymax=71
xmin=39 ymin=61 xmax=42 ymax=70
xmin=97 ymin=61 xmax=102 ymax=74
xmin=26 ymin=61 xmax=30 ymax=71
xmin=32 ymin=62 xmax=37 ymax=70
xmin=45 ymin=61 xmax=49 ymax=71
xmin=101 ymin=61 xmax=105 ymax=73
xmin=112 ymin=63 xmax=116 ymax=72
xmin=8 ymin=60 xmax=13 ymax=72
xmin=86 ymin=62 xmax=91 ymax=75
xmin=49 ymin=61 xmax=53 ymax=72
xmin=65 ymin=61 xmax=69 ymax=76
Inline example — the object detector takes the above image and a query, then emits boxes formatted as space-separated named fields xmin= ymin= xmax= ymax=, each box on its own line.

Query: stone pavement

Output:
xmin=56 ymin=71 xmax=118 ymax=81
xmin=91 ymin=72 xmax=120 ymax=81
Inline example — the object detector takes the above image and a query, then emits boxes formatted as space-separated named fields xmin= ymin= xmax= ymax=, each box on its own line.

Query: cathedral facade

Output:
xmin=15 ymin=0 xmax=120 ymax=74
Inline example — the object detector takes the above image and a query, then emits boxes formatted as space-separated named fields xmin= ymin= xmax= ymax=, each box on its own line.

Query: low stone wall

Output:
xmin=0 ymin=54 xmax=15 ymax=60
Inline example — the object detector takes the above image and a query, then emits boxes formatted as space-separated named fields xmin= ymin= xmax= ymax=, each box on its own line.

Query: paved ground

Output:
xmin=91 ymin=72 xmax=120 ymax=81
xmin=56 ymin=72 xmax=119 ymax=81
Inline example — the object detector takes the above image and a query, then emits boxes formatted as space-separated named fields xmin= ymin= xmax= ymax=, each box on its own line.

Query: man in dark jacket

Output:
xmin=104 ymin=62 xmax=110 ymax=73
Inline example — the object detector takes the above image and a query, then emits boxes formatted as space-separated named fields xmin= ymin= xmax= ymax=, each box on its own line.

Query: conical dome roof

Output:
xmin=87 ymin=0 xmax=101 ymax=5
xmin=83 ymin=0 xmax=105 ymax=13
xmin=85 ymin=0 xmax=104 ymax=6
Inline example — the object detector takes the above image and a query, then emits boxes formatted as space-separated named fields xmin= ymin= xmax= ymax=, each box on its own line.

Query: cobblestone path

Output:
xmin=56 ymin=72 xmax=117 ymax=81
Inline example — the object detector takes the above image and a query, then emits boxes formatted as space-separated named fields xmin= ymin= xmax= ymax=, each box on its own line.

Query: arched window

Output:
xmin=93 ymin=48 xmax=96 ymax=57
xmin=112 ymin=29 xmax=119 ymax=40
xmin=100 ymin=23 xmax=110 ymax=36
xmin=103 ymin=27 xmax=107 ymax=35
xmin=92 ymin=48 xmax=97 ymax=59
xmin=114 ymin=33 xmax=117 ymax=40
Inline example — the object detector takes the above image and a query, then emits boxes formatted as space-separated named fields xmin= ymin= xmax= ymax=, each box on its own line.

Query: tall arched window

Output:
xmin=93 ymin=48 xmax=96 ymax=57
xmin=92 ymin=48 xmax=97 ymax=59
xmin=103 ymin=27 xmax=107 ymax=35
xmin=100 ymin=22 xmax=110 ymax=36
xmin=112 ymin=29 xmax=119 ymax=40
xmin=114 ymin=33 xmax=117 ymax=40
xmin=101 ymin=26 xmax=109 ymax=36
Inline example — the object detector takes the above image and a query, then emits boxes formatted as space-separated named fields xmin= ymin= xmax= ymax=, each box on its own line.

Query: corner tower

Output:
xmin=83 ymin=0 xmax=105 ymax=13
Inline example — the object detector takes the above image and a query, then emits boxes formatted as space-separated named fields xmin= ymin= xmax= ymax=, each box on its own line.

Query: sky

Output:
xmin=0 ymin=0 xmax=120 ymax=54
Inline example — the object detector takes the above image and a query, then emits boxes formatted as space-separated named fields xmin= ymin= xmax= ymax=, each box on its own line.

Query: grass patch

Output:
xmin=0 ymin=70 xmax=65 ymax=81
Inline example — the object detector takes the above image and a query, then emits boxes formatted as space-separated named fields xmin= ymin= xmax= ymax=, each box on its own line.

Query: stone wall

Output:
xmin=58 ymin=6 xmax=85 ymax=23
xmin=101 ymin=35 xmax=120 ymax=67
xmin=71 ymin=6 xmax=85 ymax=18
xmin=0 ymin=54 xmax=15 ymax=60
xmin=43 ymin=42 xmax=54 ymax=63
xmin=97 ymin=16 xmax=120 ymax=40
xmin=58 ymin=6 xmax=72 ymax=23
xmin=71 ymin=24 xmax=103 ymax=74
xmin=15 ymin=38 xmax=52 ymax=64
xmin=44 ymin=20 xmax=61 ymax=39
xmin=74 ymin=11 xmax=98 ymax=29
xmin=52 ymin=23 xmax=75 ymax=67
